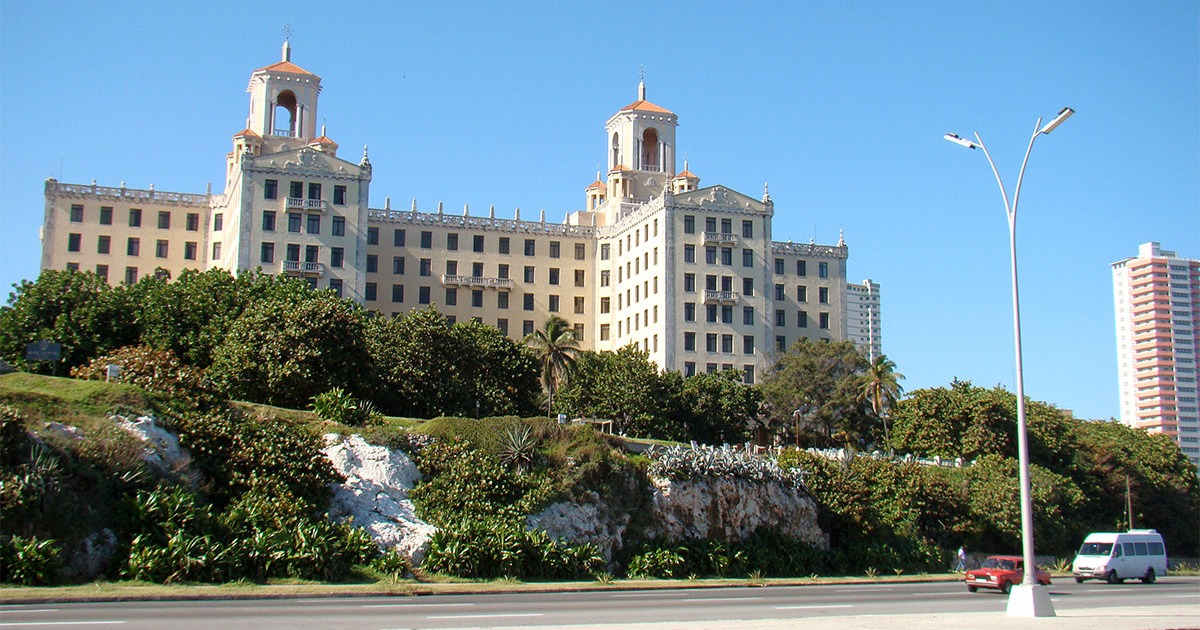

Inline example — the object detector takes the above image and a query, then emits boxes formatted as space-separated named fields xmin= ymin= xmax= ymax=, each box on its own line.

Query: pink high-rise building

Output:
xmin=1112 ymin=242 xmax=1200 ymax=466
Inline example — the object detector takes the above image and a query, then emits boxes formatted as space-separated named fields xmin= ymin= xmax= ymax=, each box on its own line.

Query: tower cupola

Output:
xmin=246 ymin=41 xmax=323 ymax=144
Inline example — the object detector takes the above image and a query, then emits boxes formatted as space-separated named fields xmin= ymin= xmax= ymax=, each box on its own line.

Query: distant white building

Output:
xmin=1112 ymin=242 xmax=1200 ymax=466
xmin=846 ymin=279 xmax=882 ymax=361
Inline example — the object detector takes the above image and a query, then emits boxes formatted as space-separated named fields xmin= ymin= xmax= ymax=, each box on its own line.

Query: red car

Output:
xmin=965 ymin=555 xmax=1052 ymax=593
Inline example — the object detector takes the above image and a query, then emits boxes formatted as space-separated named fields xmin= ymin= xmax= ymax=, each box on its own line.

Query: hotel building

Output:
xmin=39 ymin=43 xmax=880 ymax=383
xmin=1112 ymin=242 xmax=1200 ymax=465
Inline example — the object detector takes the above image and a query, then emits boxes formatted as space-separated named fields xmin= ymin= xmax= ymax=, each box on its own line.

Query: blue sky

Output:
xmin=1 ymin=1 xmax=1196 ymax=420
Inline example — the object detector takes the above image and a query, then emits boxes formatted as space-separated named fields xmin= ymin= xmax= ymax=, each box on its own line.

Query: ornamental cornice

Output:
xmin=44 ymin=180 xmax=210 ymax=208
xmin=368 ymin=208 xmax=600 ymax=239
xmin=770 ymin=241 xmax=849 ymax=259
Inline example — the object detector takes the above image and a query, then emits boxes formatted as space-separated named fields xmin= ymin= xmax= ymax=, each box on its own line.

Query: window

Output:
xmin=819 ymin=312 xmax=829 ymax=329
xmin=684 ymin=244 xmax=695 ymax=263
xmin=67 ymin=233 xmax=81 ymax=252
xmin=798 ymin=311 xmax=808 ymax=327
xmin=447 ymin=233 xmax=459 ymax=251
xmin=743 ymin=335 xmax=755 ymax=354
xmin=127 ymin=237 xmax=140 ymax=256
xmin=524 ymin=239 xmax=536 ymax=256
xmin=288 ymin=213 xmax=302 ymax=233
xmin=124 ymin=266 xmax=138 ymax=285
xmin=601 ymin=297 xmax=611 ymax=313
xmin=600 ymin=324 xmax=610 ymax=340
xmin=329 ymin=279 xmax=343 ymax=298
xmin=498 ymin=292 xmax=509 ymax=309
xmin=775 ymin=258 xmax=784 ymax=275
xmin=706 ymin=333 xmax=718 ymax=352
xmin=499 ymin=237 xmax=510 ymax=254
xmin=419 ymin=258 xmax=431 ymax=276
xmin=705 ymin=217 xmax=717 ymax=233
xmin=307 ymin=183 xmax=322 ymax=200
xmin=684 ymin=303 xmax=695 ymax=321
xmin=819 ymin=287 xmax=829 ymax=303
xmin=96 ymin=264 xmax=108 ymax=281
xmin=264 ymin=179 xmax=278 ymax=199
xmin=601 ymin=270 xmax=610 ymax=287
xmin=706 ymin=304 xmax=718 ymax=323
xmin=213 ymin=213 xmax=223 ymax=231
xmin=549 ymin=268 xmax=560 ymax=285
xmin=722 ymin=334 xmax=733 ymax=353
xmin=305 ymin=245 xmax=319 ymax=264
xmin=524 ymin=266 xmax=535 ymax=283
xmin=362 ymin=254 xmax=376 ymax=273
xmin=684 ymin=273 xmax=695 ymax=292
xmin=743 ymin=277 xmax=754 ymax=296
xmin=392 ymin=284 xmax=404 ymax=303
xmin=684 ymin=332 xmax=696 ymax=351
xmin=721 ymin=247 xmax=732 ymax=266
xmin=684 ymin=215 xmax=695 ymax=234
xmin=69 ymin=204 xmax=84 ymax=222
xmin=158 ymin=211 xmax=171 ymax=229
xmin=548 ymin=295 xmax=560 ymax=312
xmin=289 ymin=181 xmax=303 ymax=198
xmin=445 ymin=288 xmax=458 ymax=306
xmin=333 ymin=185 xmax=346 ymax=205
xmin=743 ymin=306 xmax=754 ymax=325
xmin=418 ymin=286 xmax=430 ymax=304
xmin=365 ymin=282 xmax=377 ymax=301
xmin=262 ymin=211 xmax=276 ymax=231
xmin=129 ymin=208 xmax=142 ymax=227
xmin=743 ymin=249 xmax=753 ymax=267
xmin=473 ymin=234 xmax=485 ymax=253
xmin=797 ymin=260 xmax=807 ymax=276
xmin=601 ymin=243 xmax=610 ymax=260
xmin=367 ymin=226 xmax=379 ymax=245
xmin=472 ymin=262 xmax=484 ymax=277
xmin=574 ymin=296 xmax=585 ymax=313
xmin=97 ymin=235 xmax=110 ymax=254
xmin=331 ymin=247 xmax=344 ymax=268
xmin=742 ymin=220 xmax=754 ymax=238
xmin=720 ymin=218 xmax=732 ymax=234
xmin=776 ymin=335 xmax=786 ymax=351
xmin=393 ymin=256 xmax=405 ymax=274
xmin=776 ymin=309 xmax=786 ymax=326
xmin=155 ymin=240 xmax=168 ymax=258
xmin=819 ymin=262 xmax=829 ymax=278
xmin=307 ymin=215 xmax=320 ymax=234
xmin=743 ymin=365 xmax=755 ymax=385
xmin=332 ymin=216 xmax=345 ymax=237
xmin=394 ymin=229 xmax=406 ymax=247
xmin=212 ymin=242 xmax=222 ymax=260
xmin=775 ymin=284 xmax=785 ymax=300
xmin=721 ymin=304 xmax=733 ymax=323
xmin=797 ymin=285 xmax=807 ymax=302
xmin=524 ymin=293 xmax=534 ymax=311
xmin=524 ymin=320 xmax=535 ymax=336
xmin=707 ymin=275 xmax=718 ymax=291
xmin=184 ymin=242 xmax=197 ymax=260
xmin=498 ymin=264 xmax=509 ymax=279
xmin=100 ymin=206 xmax=113 ymax=225
xmin=497 ymin=319 xmax=508 ymax=335
xmin=575 ymin=269 xmax=585 ymax=287
xmin=286 ymin=244 xmax=300 ymax=261
xmin=705 ymin=246 xmax=717 ymax=264
xmin=684 ymin=362 xmax=696 ymax=376
xmin=420 ymin=231 xmax=432 ymax=248
xmin=550 ymin=241 xmax=561 ymax=258
xmin=574 ymin=243 xmax=585 ymax=260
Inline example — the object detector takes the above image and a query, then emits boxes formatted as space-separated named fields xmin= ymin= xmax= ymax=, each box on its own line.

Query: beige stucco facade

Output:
xmin=39 ymin=44 xmax=870 ymax=383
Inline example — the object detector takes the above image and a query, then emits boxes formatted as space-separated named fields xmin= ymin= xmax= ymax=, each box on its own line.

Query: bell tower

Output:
xmin=604 ymin=79 xmax=678 ymax=201
xmin=246 ymin=39 xmax=322 ymax=149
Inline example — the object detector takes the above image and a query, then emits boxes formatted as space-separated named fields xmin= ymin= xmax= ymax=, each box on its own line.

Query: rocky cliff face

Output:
xmin=321 ymin=434 xmax=436 ymax=564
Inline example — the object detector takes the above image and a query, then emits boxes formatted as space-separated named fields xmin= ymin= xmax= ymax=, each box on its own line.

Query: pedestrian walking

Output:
xmin=955 ymin=545 xmax=967 ymax=572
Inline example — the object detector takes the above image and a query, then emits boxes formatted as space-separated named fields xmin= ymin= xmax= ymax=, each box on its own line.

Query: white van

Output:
xmin=1071 ymin=530 xmax=1168 ymax=584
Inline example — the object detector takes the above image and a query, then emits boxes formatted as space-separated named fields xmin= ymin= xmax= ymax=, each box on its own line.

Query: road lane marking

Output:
xmin=0 ymin=623 xmax=125 ymax=627
xmin=0 ymin=611 xmax=60 ymax=614
xmin=609 ymin=593 xmax=670 ymax=598
xmin=1167 ymin=594 xmax=1200 ymax=598
xmin=775 ymin=604 xmax=854 ymax=610
xmin=683 ymin=597 xmax=764 ymax=602
xmin=362 ymin=602 xmax=474 ymax=608
xmin=425 ymin=613 xmax=543 ymax=620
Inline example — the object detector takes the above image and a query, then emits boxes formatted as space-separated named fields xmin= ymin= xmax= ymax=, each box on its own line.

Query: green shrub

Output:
xmin=410 ymin=443 xmax=548 ymax=527
xmin=312 ymin=387 xmax=380 ymax=427
xmin=70 ymin=345 xmax=214 ymax=405
xmin=422 ymin=519 xmax=600 ymax=579
xmin=627 ymin=548 xmax=685 ymax=579
xmin=0 ymin=535 xmax=62 ymax=585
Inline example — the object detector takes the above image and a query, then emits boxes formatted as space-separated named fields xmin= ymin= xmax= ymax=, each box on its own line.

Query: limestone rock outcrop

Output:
xmin=321 ymin=433 xmax=436 ymax=564
xmin=527 ymin=495 xmax=632 ymax=560
xmin=645 ymin=477 xmax=827 ymax=548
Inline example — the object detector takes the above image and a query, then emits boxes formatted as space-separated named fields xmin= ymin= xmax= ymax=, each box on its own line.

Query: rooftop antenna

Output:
xmin=638 ymin=65 xmax=646 ymax=100
xmin=281 ymin=24 xmax=293 ymax=61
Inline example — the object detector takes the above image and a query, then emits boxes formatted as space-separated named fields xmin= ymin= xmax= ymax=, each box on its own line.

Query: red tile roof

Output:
xmin=312 ymin=135 xmax=338 ymax=147
xmin=675 ymin=170 xmax=698 ymax=179
xmin=620 ymin=100 xmax=673 ymax=114
xmin=609 ymin=164 xmax=631 ymax=172
xmin=255 ymin=60 xmax=317 ymax=76
xmin=233 ymin=128 xmax=261 ymax=138
xmin=586 ymin=180 xmax=607 ymax=191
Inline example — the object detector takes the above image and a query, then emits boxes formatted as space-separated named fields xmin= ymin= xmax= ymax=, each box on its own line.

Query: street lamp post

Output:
xmin=945 ymin=106 xmax=1074 ymax=619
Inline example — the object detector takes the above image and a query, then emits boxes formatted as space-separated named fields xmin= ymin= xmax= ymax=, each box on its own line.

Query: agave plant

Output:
xmin=645 ymin=444 xmax=807 ymax=491
xmin=498 ymin=424 xmax=538 ymax=473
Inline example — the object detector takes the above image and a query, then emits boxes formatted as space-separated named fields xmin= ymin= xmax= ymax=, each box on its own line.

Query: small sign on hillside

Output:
xmin=25 ymin=341 xmax=61 ymax=361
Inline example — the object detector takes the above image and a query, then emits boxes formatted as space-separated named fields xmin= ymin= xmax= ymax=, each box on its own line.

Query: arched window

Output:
xmin=274 ymin=90 xmax=298 ymax=136
xmin=642 ymin=128 xmax=659 ymax=171
xmin=611 ymin=132 xmax=620 ymax=168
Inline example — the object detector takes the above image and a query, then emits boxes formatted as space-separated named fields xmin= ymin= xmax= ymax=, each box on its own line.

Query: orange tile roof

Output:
xmin=255 ymin=60 xmax=317 ymax=76
xmin=312 ymin=135 xmax=338 ymax=146
xmin=609 ymin=164 xmax=631 ymax=172
xmin=586 ymin=180 xmax=607 ymax=190
xmin=233 ymin=128 xmax=261 ymax=138
xmin=620 ymin=100 xmax=673 ymax=114
xmin=675 ymin=170 xmax=698 ymax=179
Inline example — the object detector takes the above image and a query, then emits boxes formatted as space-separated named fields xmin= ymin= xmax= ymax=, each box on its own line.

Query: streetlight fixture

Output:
xmin=945 ymin=106 xmax=1074 ymax=618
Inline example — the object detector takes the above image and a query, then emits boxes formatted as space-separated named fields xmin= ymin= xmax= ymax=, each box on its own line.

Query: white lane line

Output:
xmin=683 ymin=597 xmax=764 ymax=602
xmin=1167 ymin=594 xmax=1200 ymax=598
xmin=775 ymin=604 xmax=854 ymax=610
xmin=362 ymin=602 xmax=474 ymax=608
xmin=609 ymin=592 xmax=670 ymax=598
xmin=425 ymin=613 xmax=543 ymax=620
xmin=0 ymin=623 xmax=125 ymax=627
xmin=0 ymin=611 xmax=60 ymax=614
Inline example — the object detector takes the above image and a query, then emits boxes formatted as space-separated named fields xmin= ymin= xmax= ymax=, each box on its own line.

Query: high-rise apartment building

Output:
xmin=1112 ymin=242 xmax=1200 ymax=465
xmin=846 ymin=279 xmax=882 ymax=361
xmin=39 ymin=43 xmax=875 ymax=383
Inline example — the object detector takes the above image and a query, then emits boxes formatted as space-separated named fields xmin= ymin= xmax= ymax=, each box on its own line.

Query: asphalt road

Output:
xmin=1 ymin=577 xmax=1197 ymax=630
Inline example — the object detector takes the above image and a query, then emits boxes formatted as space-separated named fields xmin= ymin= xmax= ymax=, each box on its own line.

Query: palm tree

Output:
xmin=857 ymin=354 xmax=905 ymax=451
xmin=524 ymin=316 xmax=579 ymax=416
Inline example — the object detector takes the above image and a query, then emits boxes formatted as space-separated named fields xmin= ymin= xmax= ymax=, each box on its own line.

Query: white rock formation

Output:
xmin=646 ymin=477 xmax=827 ymax=548
xmin=527 ymin=496 xmax=631 ymax=560
xmin=113 ymin=415 xmax=190 ymax=473
xmin=321 ymin=433 xmax=436 ymax=564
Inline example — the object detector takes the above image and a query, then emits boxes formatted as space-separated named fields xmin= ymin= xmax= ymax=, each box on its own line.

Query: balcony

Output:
xmin=282 ymin=260 xmax=325 ymax=277
xmin=442 ymin=274 xmax=514 ymax=290
xmin=703 ymin=289 xmax=740 ymax=304
xmin=286 ymin=197 xmax=328 ymax=212
xmin=702 ymin=231 xmax=737 ymax=245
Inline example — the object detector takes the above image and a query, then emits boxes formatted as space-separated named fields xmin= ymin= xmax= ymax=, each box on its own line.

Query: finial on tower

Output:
xmin=638 ymin=65 xmax=646 ymax=101
xmin=762 ymin=182 xmax=771 ymax=203
xmin=282 ymin=24 xmax=293 ymax=61
xmin=838 ymin=229 xmax=846 ymax=247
